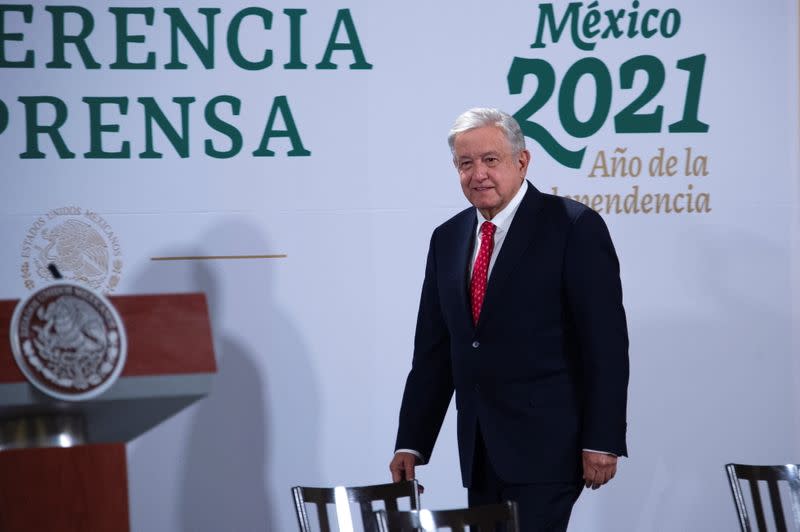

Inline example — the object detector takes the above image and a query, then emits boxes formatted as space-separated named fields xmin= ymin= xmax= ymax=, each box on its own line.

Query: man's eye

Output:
xmin=485 ymin=157 xmax=499 ymax=165
xmin=460 ymin=161 xmax=473 ymax=169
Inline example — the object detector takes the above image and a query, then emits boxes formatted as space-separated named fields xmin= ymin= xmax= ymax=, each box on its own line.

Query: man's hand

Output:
xmin=582 ymin=451 xmax=617 ymax=490
xmin=389 ymin=452 xmax=424 ymax=492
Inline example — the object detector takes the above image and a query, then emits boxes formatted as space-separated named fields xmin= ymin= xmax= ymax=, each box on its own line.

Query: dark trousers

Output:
xmin=468 ymin=427 xmax=582 ymax=532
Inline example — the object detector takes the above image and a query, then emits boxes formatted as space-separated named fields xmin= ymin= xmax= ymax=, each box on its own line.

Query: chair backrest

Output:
xmin=726 ymin=463 xmax=800 ymax=532
xmin=374 ymin=500 xmax=519 ymax=532
xmin=292 ymin=480 xmax=421 ymax=532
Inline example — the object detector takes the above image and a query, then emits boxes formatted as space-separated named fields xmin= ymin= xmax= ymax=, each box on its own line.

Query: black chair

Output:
xmin=374 ymin=500 xmax=519 ymax=532
xmin=292 ymin=479 xmax=421 ymax=532
xmin=726 ymin=463 xmax=800 ymax=531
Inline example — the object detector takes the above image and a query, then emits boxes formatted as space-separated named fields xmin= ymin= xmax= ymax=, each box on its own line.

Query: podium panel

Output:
xmin=0 ymin=293 xmax=217 ymax=445
xmin=0 ymin=443 xmax=129 ymax=532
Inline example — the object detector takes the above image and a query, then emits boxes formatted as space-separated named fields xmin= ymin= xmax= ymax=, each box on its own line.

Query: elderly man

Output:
xmin=390 ymin=108 xmax=629 ymax=531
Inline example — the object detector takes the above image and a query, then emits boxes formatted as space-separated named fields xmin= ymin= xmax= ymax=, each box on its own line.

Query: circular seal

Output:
xmin=20 ymin=207 xmax=123 ymax=293
xmin=9 ymin=282 xmax=127 ymax=401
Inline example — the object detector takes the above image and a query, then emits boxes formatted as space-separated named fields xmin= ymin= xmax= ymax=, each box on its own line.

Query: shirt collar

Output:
xmin=475 ymin=180 xmax=528 ymax=234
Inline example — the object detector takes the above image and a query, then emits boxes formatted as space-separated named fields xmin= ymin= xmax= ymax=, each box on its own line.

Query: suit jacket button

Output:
xmin=472 ymin=341 xmax=480 ymax=348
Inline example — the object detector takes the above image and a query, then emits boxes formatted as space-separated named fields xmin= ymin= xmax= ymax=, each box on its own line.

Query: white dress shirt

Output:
xmin=469 ymin=181 xmax=528 ymax=280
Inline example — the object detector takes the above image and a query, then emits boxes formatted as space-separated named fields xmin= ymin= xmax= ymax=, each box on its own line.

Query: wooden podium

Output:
xmin=0 ymin=293 xmax=217 ymax=532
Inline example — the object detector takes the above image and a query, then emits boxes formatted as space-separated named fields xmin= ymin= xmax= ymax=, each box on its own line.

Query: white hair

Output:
xmin=447 ymin=108 xmax=526 ymax=158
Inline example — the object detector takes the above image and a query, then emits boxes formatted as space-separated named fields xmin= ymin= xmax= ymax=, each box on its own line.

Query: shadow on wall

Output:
xmin=128 ymin=219 xmax=321 ymax=532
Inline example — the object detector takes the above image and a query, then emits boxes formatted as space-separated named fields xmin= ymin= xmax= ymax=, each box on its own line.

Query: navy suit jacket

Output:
xmin=395 ymin=183 xmax=629 ymax=486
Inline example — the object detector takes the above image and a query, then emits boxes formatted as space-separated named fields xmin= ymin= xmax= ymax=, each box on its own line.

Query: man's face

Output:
xmin=453 ymin=126 xmax=530 ymax=220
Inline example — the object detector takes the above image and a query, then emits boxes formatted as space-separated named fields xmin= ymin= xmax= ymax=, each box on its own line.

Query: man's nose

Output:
xmin=473 ymin=161 xmax=489 ymax=180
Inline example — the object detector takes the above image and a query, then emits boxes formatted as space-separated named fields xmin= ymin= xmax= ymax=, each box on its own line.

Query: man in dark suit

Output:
xmin=389 ymin=108 xmax=629 ymax=531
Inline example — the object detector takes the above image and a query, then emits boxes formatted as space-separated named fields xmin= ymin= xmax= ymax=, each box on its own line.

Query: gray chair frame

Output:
xmin=374 ymin=500 xmax=519 ymax=532
xmin=292 ymin=479 xmax=420 ymax=532
xmin=726 ymin=463 xmax=800 ymax=532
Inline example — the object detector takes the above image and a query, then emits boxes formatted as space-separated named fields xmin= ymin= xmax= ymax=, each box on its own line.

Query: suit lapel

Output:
xmin=447 ymin=211 xmax=477 ymax=330
xmin=476 ymin=183 xmax=544 ymax=330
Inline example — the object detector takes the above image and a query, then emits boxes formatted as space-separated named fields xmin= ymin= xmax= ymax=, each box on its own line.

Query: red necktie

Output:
xmin=470 ymin=221 xmax=496 ymax=325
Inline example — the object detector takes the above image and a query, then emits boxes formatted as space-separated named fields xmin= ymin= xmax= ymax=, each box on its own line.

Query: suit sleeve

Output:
xmin=393 ymin=229 xmax=454 ymax=463
xmin=564 ymin=208 xmax=629 ymax=457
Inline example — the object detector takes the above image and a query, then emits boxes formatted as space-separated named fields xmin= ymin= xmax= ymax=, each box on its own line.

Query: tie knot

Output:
xmin=481 ymin=221 xmax=496 ymax=239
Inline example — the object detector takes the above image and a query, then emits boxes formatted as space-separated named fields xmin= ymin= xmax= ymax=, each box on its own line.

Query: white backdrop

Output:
xmin=1 ymin=1 xmax=799 ymax=530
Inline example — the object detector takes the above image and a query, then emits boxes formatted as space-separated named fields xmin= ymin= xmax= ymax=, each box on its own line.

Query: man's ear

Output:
xmin=519 ymin=149 xmax=531 ymax=174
